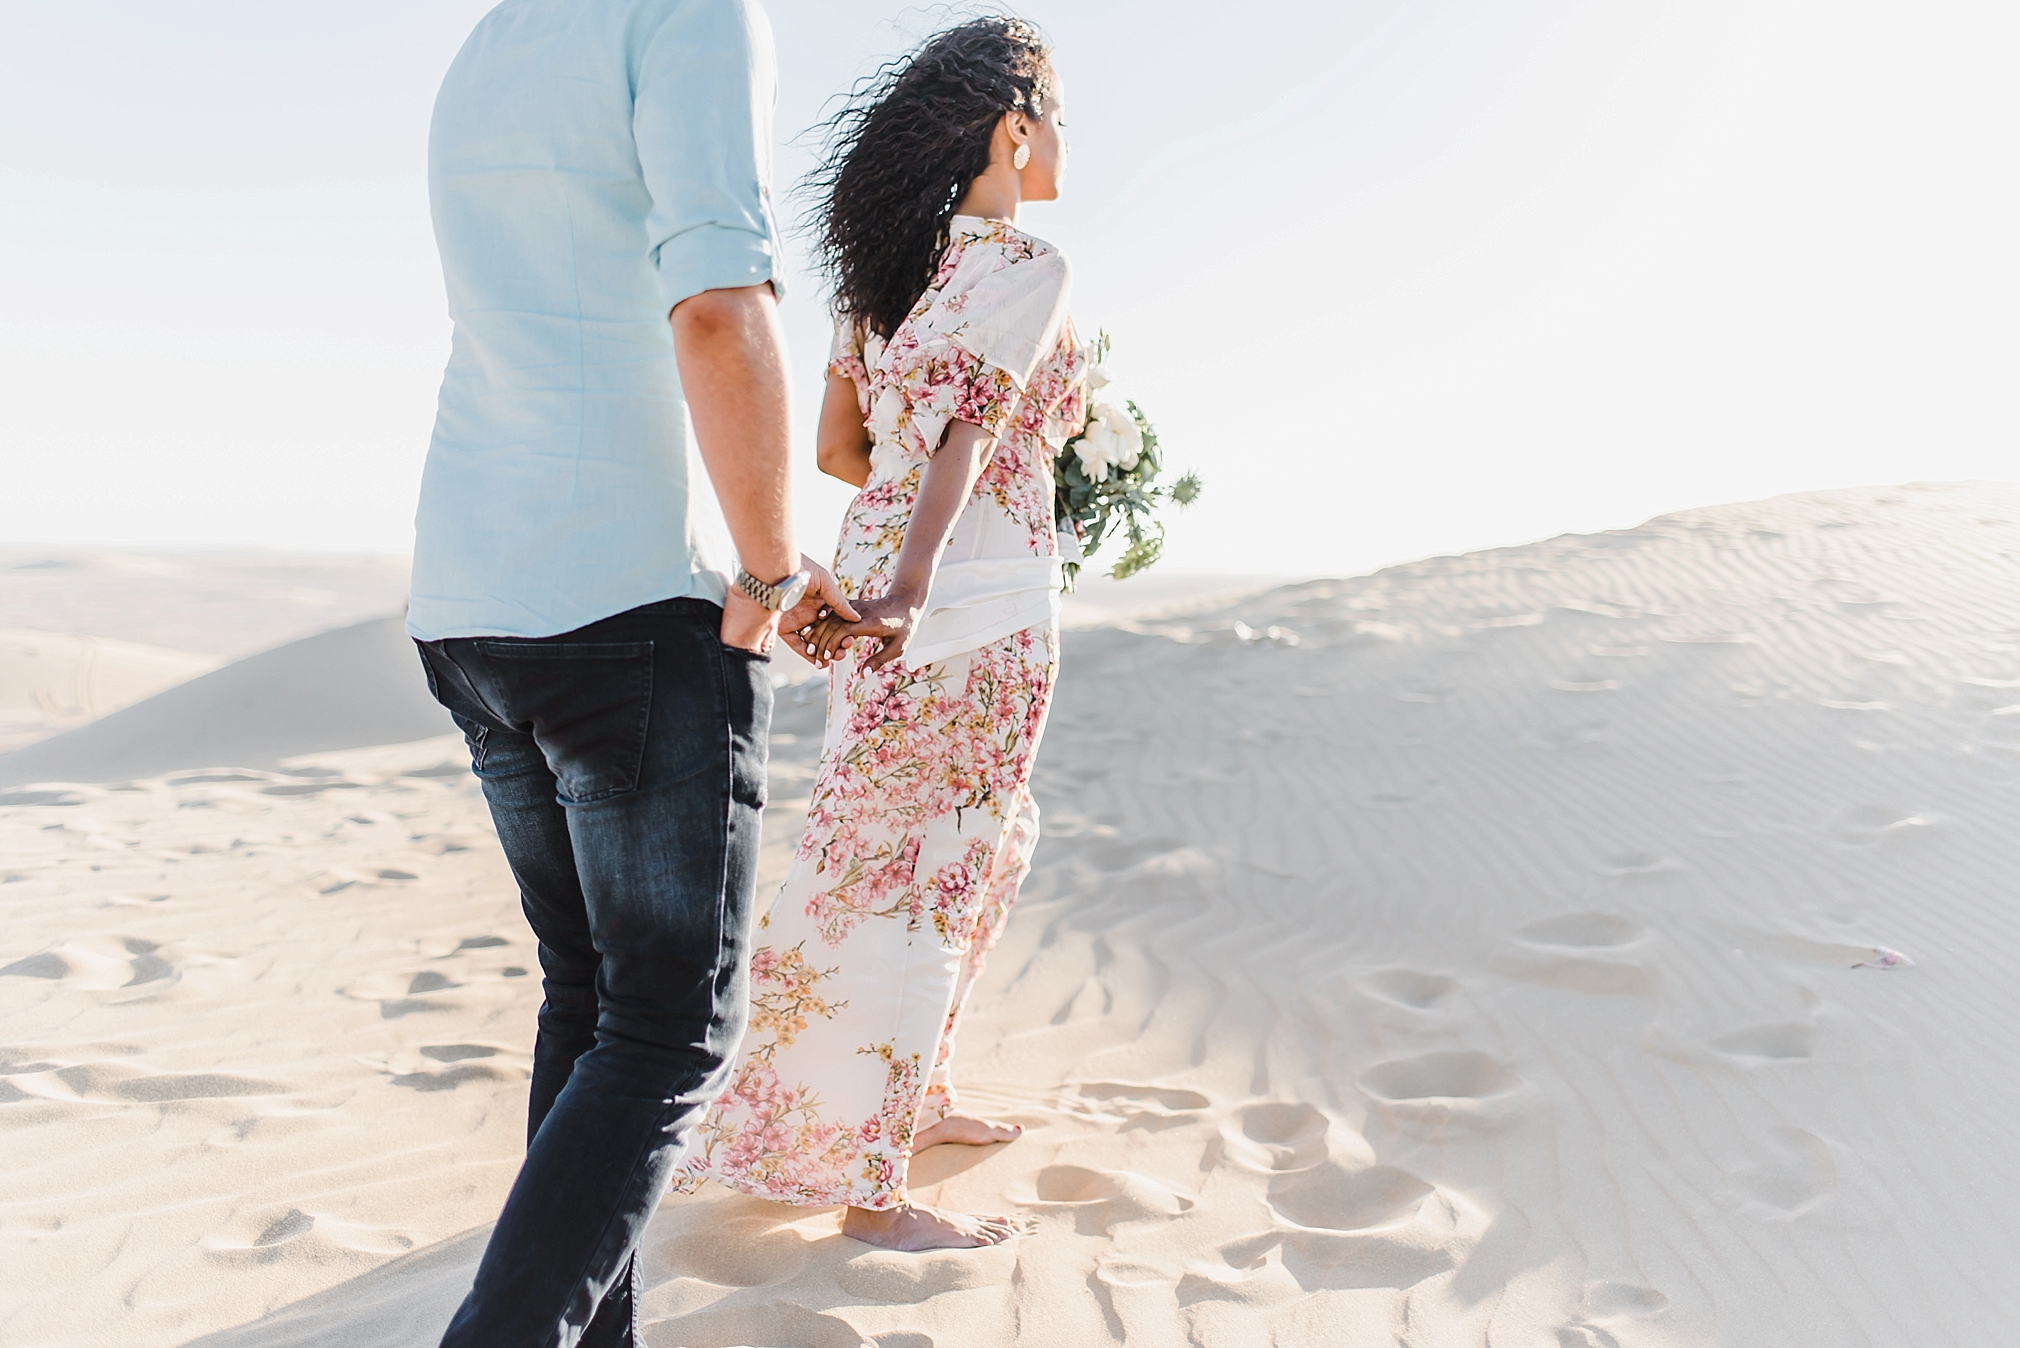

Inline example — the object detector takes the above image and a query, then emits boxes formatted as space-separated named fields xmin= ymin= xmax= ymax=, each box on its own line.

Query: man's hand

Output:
xmin=719 ymin=587 xmax=781 ymax=654
xmin=782 ymin=557 xmax=857 ymax=636
xmin=724 ymin=557 xmax=854 ymax=656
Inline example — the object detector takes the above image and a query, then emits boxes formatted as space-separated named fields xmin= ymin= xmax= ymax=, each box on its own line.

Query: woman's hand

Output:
xmin=725 ymin=556 xmax=858 ymax=659
xmin=794 ymin=418 xmax=996 ymax=672
xmin=801 ymin=589 xmax=925 ymax=671
xmin=781 ymin=556 xmax=857 ymax=635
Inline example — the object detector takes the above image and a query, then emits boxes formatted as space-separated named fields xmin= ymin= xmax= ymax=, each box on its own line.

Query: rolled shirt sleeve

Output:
xmin=635 ymin=0 xmax=786 ymax=312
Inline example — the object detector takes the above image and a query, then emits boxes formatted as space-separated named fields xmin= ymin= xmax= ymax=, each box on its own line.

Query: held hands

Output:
xmin=720 ymin=557 xmax=858 ymax=655
xmin=796 ymin=587 xmax=924 ymax=672
xmin=783 ymin=558 xmax=857 ymax=635
xmin=789 ymin=418 xmax=983 ymax=670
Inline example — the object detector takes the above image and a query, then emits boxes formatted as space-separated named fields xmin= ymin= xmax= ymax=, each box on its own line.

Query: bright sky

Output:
xmin=2 ymin=0 xmax=2014 ymax=577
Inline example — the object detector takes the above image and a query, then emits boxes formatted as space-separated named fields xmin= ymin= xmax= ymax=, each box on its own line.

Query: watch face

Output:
xmin=777 ymin=573 xmax=811 ymax=611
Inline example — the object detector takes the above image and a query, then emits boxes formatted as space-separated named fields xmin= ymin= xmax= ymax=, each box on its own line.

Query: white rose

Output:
xmin=1074 ymin=399 xmax=1142 ymax=480
xmin=1072 ymin=426 xmax=1116 ymax=479
xmin=1085 ymin=361 xmax=1114 ymax=391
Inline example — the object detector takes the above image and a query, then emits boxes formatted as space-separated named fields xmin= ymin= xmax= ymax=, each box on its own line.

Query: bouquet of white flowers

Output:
xmin=1054 ymin=333 xmax=1201 ymax=589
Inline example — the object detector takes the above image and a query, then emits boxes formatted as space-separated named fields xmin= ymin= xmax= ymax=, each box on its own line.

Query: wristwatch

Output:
xmin=734 ymin=566 xmax=811 ymax=613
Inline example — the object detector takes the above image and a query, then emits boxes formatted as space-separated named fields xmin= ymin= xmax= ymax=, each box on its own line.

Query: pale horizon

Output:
xmin=3 ymin=0 xmax=2014 ymax=579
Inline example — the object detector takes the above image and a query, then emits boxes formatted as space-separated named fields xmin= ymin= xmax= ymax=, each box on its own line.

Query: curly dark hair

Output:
xmin=806 ymin=16 xmax=1054 ymax=341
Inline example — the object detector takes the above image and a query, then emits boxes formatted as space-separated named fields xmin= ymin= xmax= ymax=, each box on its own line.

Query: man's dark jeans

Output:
xmin=416 ymin=598 xmax=770 ymax=1348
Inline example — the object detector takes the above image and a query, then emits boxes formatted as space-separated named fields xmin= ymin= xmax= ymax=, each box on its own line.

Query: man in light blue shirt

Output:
xmin=413 ymin=0 xmax=786 ymax=638
xmin=409 ymin=2 xmax=851 ymax=1343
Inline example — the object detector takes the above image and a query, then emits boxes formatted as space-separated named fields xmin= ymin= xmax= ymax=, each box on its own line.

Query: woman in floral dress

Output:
xmin=675 ymin=18 xmax=1082 ymax=1251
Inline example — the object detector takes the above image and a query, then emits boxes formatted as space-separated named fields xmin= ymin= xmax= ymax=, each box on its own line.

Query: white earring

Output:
xmin=1012 ymin=143 xmax=1031 ymax=171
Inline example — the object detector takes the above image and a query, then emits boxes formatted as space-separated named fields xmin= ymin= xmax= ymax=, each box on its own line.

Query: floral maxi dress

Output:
xmin=677 ymin=218 xmax=1086 ymax=1210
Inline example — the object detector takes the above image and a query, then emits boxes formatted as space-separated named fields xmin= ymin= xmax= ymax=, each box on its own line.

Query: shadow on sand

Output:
xmin=180 ymin=1226 xmax=486 ymax=1348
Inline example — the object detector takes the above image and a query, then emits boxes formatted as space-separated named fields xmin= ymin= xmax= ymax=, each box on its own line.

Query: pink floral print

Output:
xmin=675 ymin=217 xmax=1081 ymax=1211
xmin=676 ymin=627 xmax=1057 ymax=1209
xmin=828 ymin=218 xmax=1085 ymax=611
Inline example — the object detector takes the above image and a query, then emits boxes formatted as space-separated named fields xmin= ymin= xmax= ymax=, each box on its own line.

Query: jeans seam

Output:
xmin=456 ymin=643 xmax=519 ymax=729
xmin=625 ymin=642 xmax=654 ymax=800
xmin=421 ymin=645 xmax=499 ymax=773
xmin=706 ymin=643 xmax=737 ymax=1035
xmin=548 ymin=1096 xmax=693 ymax=1348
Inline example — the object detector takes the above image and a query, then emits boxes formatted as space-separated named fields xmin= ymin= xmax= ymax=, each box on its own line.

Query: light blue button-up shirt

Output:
xmin=408 ymin=0 xmax=784 ymax=641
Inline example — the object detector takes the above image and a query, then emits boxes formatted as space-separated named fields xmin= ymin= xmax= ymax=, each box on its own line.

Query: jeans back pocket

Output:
xmin=474 ymin=640 xmax=654 ymax=804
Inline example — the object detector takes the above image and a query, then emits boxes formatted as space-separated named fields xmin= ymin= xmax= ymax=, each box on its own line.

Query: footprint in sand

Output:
xmin=1015 ymin=1164 xmax=1194 ymax=1236
xmin=46 ymin=1062 xmax=287 ymax=1104
xmin=1359 ymin=1050 xmax=1519 ymax=1103
xmin=1267 ymin=1161 xmax=1432 ymax=1233
xmin=342 ymin=968 xmax=469 ymax=1019
xmin=1222 ymin=1101 xmax=1330 ymax=1172
xmin=316 ymin=867 xmax=421 ymax=894
xmin=656 ymin=1303 xmax=868 ymax=1348
xmin=1070 ymin=1081 xmax=1210 ymax=1131
xmin=1076 ymin=1082 xmax=1211 ymax=1111
xmin=1175 ymin=1257 xmax=1302 ymax=1309
xmin=653 ymin=1212 xmax=810 ymax=1288
xmin=837 ymin=1243 xmax=1010 ymax=1301
xmin=1358 ymin=1051 xmax=1523 ymax=1126
xmin=1 ymin=936 xmax=177 ymax=991
xmin=1519 ymin=913 xmax=1646 ymax=948
xmin=1583 ymin=1281 xmax=1669 ymax=1317
xmin=1554 ymin=1282 xmax=1675 ymax=1344
xmin=1210 ymin=1200 xmax=1458 ymax=1298
xmin=1360 ymin=969 xmax=1457 ymax=1012
xmin=1712 ymin=1022 xmax=1817 ymax=1061
xmin=420 ymin=1044 xmax=497 ymax=1063
xmin=1733 ymin=1125 xmax=1836 ymax=1217
xmin=202 ymin=1206 xmax=414 ymax=1265
xmin=1596 ymin=851 xmax=1677 ymax=878
xmin=1074 ymin=836 xmax=1189 ymax=876
xmin=1494 ymin=914 xmax=1658 ymax=996
xmin=389 ymin=1064 xmax=517 ymax=1092
xmin=1556 ymin=1325 xmax=1626 ymax=1347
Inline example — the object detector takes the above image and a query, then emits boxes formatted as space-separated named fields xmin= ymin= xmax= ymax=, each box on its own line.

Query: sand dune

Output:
xmin=0 ymin=629 xmax=221 ymax=754
xmin=0 ymin=617 xmax=452 ymax=790
xmin=0 ymin=548 xmax=411 ymax=660
xmin=6 ymin=483 xmax=2020 ymax=1345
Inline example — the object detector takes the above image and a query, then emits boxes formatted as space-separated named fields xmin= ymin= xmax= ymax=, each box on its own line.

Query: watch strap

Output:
xmin=734 ymin=566 xmax=806 ymax=611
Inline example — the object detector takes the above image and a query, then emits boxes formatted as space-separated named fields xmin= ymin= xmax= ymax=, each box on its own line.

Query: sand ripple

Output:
xmin=9 ymin=484 xmax=2020 ymax=1344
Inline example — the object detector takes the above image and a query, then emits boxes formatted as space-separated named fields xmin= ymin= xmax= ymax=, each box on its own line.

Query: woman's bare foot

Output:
xmin=841 ymin=1202 xmax=1019 ymax=1251
xmin=912 ymin=1113 xmax=1024 ymax=1149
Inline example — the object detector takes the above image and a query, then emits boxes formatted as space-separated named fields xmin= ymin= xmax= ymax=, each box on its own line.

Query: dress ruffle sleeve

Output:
xmin=827 ymin=320 xmax=874 ymax=418
xmin=867 ymin=244 xmax=1073 ymax=461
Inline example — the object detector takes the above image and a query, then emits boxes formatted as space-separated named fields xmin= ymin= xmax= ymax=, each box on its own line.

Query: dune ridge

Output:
xmin=4 ymin=483 xmax=2019 ymax=1345
xmin=0 ymin=617 xmax=452 ymax=790
xmin=0 ymin=629 xmax=221 ymax=755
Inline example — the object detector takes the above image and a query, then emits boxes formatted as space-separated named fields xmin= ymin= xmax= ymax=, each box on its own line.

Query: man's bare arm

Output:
xmin=673 ymin=284 xmax=796 ymax=571
xmin=671 ymin=284 xmax=853 ymax=651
